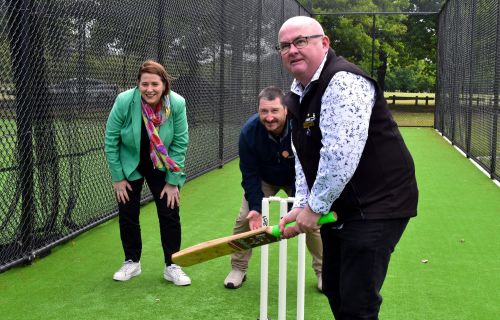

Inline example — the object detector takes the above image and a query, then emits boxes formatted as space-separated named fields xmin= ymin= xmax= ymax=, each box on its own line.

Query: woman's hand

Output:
xmin=113 ymin=180 xmax=132 ymax=204
xmin=160 ymin=183 xmax=180 ymax=209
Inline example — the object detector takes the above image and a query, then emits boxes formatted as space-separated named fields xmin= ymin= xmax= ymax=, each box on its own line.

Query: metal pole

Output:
xmin=371 ymin=15 xmax=376 ymax=78
xmin=450 ymin=5 xmax=460 ymax=143
xmin=435 ymin=12 xmax=442 ymax=129
xmin=255 ymin=0 xmax=262 ymax=97
xmin=218 ymin=0 xmax=226 ymax=168
xmin=7 ymin=0 xmax=36 ymax=262
xmin=466 ymin=0 xmax=477 ymax=157
xmin=491 ymin=1 xmax=500 ymax=179
xmin=157 ymin=0 xmax=165 ymax=64
xmin=312 ymin=11 xmax=439 ymax=16
xmin=306 ymin=0 xmax=312 ymax=13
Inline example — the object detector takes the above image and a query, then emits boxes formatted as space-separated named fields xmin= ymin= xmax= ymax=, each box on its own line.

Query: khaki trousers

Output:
xmin=230 ymin=181 xmax=323 ymax=276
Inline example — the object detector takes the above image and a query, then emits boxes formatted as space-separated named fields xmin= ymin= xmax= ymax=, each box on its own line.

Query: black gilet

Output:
xmin=284 ymin=49 xmax=418 ymax=221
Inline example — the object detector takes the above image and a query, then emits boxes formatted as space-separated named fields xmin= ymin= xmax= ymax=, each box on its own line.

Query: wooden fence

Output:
xmin=387 ymin=95 xmax=435 ymax=106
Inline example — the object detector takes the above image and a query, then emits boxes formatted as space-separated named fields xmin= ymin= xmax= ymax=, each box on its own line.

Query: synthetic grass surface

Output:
xmin=0 ymin=128 xmax=499 ymax=319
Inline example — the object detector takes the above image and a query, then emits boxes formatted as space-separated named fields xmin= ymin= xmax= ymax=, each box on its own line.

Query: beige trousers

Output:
xmin=230 ymin=181 xmax=323 ymax=276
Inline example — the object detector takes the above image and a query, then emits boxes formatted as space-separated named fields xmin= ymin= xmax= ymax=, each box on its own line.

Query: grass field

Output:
xmin=1 ymin=129 xmax=499 ymax=320
xmin=390 ymin=107 xmax=434 ymax=127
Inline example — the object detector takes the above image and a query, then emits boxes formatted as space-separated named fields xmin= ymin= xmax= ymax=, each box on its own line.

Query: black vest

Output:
xmin=284 ymin=49 xmax=418 ymax=221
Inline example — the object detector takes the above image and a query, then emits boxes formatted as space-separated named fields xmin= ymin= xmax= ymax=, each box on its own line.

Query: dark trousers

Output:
xmin=321 ymin=218 xmax=409 ymax=320
xmin=117 ymin=170 xmax=181 ymax=265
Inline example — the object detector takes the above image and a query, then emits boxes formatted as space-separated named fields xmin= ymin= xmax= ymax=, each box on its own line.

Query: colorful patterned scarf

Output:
xmin=141 ymin=95 xmax=180 ymax=172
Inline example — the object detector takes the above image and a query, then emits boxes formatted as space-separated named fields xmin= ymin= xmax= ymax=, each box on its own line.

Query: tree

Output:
xmin=298 ymin=0 xmax=441 ymax=92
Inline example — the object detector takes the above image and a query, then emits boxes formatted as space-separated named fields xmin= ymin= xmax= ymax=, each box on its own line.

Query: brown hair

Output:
xmin=137 ymin=60 xmax=174 ymax=96
xmin=257 ymin=86 xmax=285 ymax=107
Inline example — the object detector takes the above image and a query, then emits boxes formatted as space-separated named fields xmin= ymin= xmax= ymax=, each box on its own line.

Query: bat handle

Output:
xmin=270 ymin=211 xmax=336 ymax=237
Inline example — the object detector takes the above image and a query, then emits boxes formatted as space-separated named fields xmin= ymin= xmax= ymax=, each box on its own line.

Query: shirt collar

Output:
xmin=290 ymin=53 xmax=328 ymax=97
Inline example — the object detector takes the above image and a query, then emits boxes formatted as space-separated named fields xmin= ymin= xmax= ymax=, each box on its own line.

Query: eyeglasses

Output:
xmin=276 ymin=34 xmax=324 ymax=54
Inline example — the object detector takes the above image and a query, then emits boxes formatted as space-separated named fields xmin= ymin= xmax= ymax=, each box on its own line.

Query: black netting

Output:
xmin=436 ymin=0 xmax=499 ymax=180
xmin=0 ymin=0 xmax=305 ymax=271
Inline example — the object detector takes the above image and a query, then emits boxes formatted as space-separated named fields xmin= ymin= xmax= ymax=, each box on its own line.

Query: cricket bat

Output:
xmin=172 ymin=212 xmax=336 ymax=267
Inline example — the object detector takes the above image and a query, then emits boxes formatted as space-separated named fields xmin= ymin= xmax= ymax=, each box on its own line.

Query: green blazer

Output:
xmin=105 ymin=88 xmax=189 ymax=187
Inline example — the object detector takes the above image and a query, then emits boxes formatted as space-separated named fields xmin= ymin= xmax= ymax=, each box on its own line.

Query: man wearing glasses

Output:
xmin=276 ymin=16 xmax=418 ymax=319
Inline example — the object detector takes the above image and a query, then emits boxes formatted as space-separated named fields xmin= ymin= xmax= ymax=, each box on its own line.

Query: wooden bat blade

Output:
xmin=172 ymin=211 xmax=336 ymax=267
xmin=172 ymin=226 xmax=278 ymax=267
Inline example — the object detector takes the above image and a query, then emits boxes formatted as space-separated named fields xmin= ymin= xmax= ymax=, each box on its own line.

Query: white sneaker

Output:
xmin=113 ymin=260 xmax=141 ymax=281
xmin=224 ymin=269 xmax=246 ymax=289
xmin=164 ymin=264 xmax=191 ymax=286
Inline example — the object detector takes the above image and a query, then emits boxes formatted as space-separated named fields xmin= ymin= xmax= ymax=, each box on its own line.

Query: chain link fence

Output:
xmin=436 ymin=0 xmax=499 ymax=181
xmin=0 ymin=0 xmax=309 ymax=272
xmin=6 ymin=0 xmax=490 ymax=273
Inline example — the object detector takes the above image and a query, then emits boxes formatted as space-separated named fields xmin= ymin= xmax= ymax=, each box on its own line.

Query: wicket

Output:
xmin=259 ymin=196 xmax=305 ymax=320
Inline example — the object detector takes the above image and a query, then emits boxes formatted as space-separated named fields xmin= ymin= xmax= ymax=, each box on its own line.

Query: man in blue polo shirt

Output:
xmin=224 ymin=86 xmax=323 ymax=290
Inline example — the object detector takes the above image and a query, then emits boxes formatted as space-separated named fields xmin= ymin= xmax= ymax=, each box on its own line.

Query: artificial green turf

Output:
xmin=380 ymin=128 xmax=500 ymax=319
xmin=0 ymin=128 xmax=499 ymax=319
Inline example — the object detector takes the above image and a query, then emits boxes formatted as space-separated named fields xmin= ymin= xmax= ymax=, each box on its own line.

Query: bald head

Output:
xmin=278 ymin=16 xmax=325 ymax=39
xmin=278 ymin=16 xmax=329 ymax=85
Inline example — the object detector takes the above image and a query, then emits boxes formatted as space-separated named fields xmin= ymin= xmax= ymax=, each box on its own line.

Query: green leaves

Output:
xmin=300 ymin=0 xmax=444 ymax=92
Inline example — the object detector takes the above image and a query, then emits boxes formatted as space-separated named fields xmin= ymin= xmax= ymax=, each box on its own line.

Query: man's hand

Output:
xmin=279 ymin=206 xmax=323 ymax=239
xmin=278 ymin=207 xmax=302 ymax=238
xmin=247 ymin=210 xmax=262 ymax=230
xmin=295 ymin=205 xmax=323 ymax=234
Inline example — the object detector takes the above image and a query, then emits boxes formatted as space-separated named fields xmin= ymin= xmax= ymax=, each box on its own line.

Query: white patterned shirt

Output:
xmin=290 ymin=54 xmax=376 ymax=214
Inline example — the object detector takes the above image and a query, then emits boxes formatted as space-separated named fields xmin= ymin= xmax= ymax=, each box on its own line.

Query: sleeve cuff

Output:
xmin=307 ymin=198 xmax=330 ymax=215
xmin=248 ymin=202 xmax=262 ymax=214
xmin=166 ymin=171 xmax=186 ymax=187
xmin=111 ymin=170 xmax=125 ymax=182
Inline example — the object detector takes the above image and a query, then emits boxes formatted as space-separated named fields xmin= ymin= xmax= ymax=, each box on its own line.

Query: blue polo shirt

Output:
xmin=239 ymin=113 xmax=295 ymax=213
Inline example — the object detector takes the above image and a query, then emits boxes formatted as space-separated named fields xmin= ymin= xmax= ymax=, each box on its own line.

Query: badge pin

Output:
xmin=303 ymin=113 xmax=316 ymax=129
xmin=281 ymin=150 xmax=289 ymax=158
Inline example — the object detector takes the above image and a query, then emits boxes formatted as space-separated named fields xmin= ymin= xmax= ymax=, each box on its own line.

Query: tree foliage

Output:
xmin=299 ymin=0 xmax=445 ymax=92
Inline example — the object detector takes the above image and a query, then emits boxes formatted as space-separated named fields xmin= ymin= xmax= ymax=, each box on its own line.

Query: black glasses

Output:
xmin=276 ymin=34 xmax=324 ymax=54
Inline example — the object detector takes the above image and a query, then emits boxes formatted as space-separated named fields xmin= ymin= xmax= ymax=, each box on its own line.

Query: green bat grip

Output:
xmin=270 ymin=211 xmax=336 ymax=238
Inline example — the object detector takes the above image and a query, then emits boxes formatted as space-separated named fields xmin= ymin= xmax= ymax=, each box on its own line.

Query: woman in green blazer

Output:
xmin=105 ymin=60 xmax=190 ymax=285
